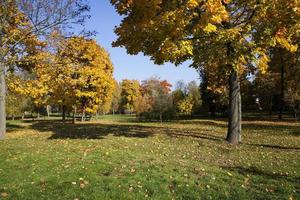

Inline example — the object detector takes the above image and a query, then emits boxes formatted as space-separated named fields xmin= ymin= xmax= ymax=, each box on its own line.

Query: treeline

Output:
xmin=110 ymin=78 xmax=201 ymax=121
xmin=8 ymin=60 xmax=299 ymax=122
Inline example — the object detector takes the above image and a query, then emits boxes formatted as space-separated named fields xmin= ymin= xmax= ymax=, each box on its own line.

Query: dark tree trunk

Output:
xmin=226 ymin=70 xmax=242 ymax=144
xmin=279 ymin=50 xmax=285 ymax=120
xmin=0 ymin=63 xmax=6 ymax=140
xmin=62 ymin=105 xmax=66 ymax=121
xmin=159 ymin=113 xmax=162 ymax=123
xmin=72 ymin=106 xmax=76 ymax=124
xmin=269 ymin=95 xmax=273 ymax=118
xmin=211 ymin=101 xmax=216 ymax=119
xmin=37 ymin=110 xmax=40 ymax=119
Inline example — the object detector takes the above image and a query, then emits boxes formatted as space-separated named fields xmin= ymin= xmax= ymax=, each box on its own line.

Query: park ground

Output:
xmin=0 ymin=115 xmax=299 ymax=200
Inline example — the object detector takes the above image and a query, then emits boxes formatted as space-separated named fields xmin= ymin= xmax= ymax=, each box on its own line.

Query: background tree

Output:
xmin=58 ymin=37 xmax=115 ymax=121
xmin=5 ymin=90 xmax=32 ymax=120
xmin=177 ymin=95 xmax=194 ymax=116
xmin=141 ymin=77 xmax=173 ymax=122
xmin=186 ymin=81 xmax=202 ymax=114
xmin=121 ymin=79 xmax=142 ymax=114
xmin=111 ymin=81 xmax=122 ymax=115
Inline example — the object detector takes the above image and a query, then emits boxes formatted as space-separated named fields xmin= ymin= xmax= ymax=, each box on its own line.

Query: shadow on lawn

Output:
xmin=176 ymin=120 xmax=300 ymax=136
xmin=31 ymin=120 xmax=157 ymax=139
xmin=245 ymin=143 xmax=300 ymax=150
xmin=30 ymin=120 xmax=226 ymax=142
xmin=224 ymin=165 xmax=300 ymax=185
xmin=30 ymin=120 xmax=299 ymax=151
xmin=6 ymin=123 xmax=24 ymax=132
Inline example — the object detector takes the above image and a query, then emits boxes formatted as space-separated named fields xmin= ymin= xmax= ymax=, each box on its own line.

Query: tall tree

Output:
xmin=121 ymin=79 xmax=142 ymax=114
xmin=111 ymin=81 xmax=122 ymax=115
xmin=57 ymin=37 xmax=115 ymax=121
xmin=141 ymin=77 xmax=172 ymax=122
xmin=186 ymin=81 xmax=202 ymax=114
xmin=111 ymin=0 xmax=299 ymax=144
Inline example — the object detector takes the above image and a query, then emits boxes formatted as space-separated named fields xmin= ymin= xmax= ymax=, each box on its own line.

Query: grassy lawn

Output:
xmin=0 ymin=115 xmax=299 ymax=200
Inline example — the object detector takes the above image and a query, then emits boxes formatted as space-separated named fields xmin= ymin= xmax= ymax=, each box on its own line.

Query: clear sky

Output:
xmin=85 ymin=0 xmax=200 ymax=87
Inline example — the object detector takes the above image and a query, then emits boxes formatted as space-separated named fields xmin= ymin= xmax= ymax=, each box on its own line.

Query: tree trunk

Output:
xmin=81 ymin=109 xmax=85 ymax=122
xmin=0 ymin=63 xmax=6 ymax=140
xmin=269 ymin=95 xmax=273 ymax=118
xmin=46 ymin=105 xmax=50 ymax=118
xmin=62 ymin=105 xmax=66 ymax=121
xmin=279 ymin=50 xmax=285 ymax=120
xmin=226 ymin=70 xmax=242 ymax=144
xmin=72 ymin=106 xmax=76 ymax=124
xmin=37 ymin=110 xmax=40 ymax=119
xmin=159 ymin=113 xmax=162 ymax=124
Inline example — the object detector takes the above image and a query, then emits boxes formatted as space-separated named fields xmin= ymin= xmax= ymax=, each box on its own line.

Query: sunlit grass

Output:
xmin=0 ymin=115 xmax=299 ymax=199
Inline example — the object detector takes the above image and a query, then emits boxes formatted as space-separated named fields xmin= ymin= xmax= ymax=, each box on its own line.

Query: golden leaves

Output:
xmin=203 ymin=23 xmax=217 ymax=33
xmin=0 ymin=192 xmax=9 ymax=198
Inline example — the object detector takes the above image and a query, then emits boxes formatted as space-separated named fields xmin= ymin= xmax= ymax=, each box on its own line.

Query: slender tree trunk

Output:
xmin=0 ymin=63 xmax=6 ymax=140
xmin=62 ymin=105 xmax=66 ymax=121
xmin=81 ymin=109 xmax=85 ymax=122
xmin=226 ymin=70 xmax=242 ymax=144
xmin=269 ymin=96 xmax=273 ymax=118
xmin=293 ymin=106 xmax=297 ymax=119
xmin=46 ymin=105 xmax=50 ymax=118
xmin=279 ymin=50 xmax=285 ymax=120
xmin=159 ymin=113 xmax=162 ymax=124
xmin=37 ymin=110 xmax=40 ymax=119
xmin=72 ymin=106 xmax=76 ymax=124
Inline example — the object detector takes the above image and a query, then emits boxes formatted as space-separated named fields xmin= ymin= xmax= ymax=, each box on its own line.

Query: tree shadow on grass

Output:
xmin=223 ymin=165 xmax=300 ymax=185
xmin=31 ymin=120 xmax=158 ymax=140
xmin=6 ymin=123 xmax=25 ymax=132
xmin=164 ymin=127 xmax=224 ymax=142
xmin=29 ymin=119 xmax=299 ymax=152
xmin=244 ymin=143 xmax=300 ymax=151
xmin=171 ymin=120 xmax=300 ymax=136
xmin=30 ymin=120 xmax=227 ymax=142
xmin=243 ymin=124 xmax=300 ymax=136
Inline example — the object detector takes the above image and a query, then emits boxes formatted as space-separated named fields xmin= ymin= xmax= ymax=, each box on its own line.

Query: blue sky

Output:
xmin=85 ymin=0 xmax=200 ymax=87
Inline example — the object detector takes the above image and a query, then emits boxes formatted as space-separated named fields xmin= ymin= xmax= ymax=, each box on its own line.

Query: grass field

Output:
xmin=0 ymin=115 xmax=299 ymax=200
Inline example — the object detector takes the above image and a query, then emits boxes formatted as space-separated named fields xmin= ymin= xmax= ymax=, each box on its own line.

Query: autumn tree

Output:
xmin=5 ymin=90 xmax=32 ymax=120
xmin=173 ymin=80 xmax=201 ymax=116
xmin=140 ymin=77 xmax=173 ymax=122
xmin=56 ymin=37 xmax=115 ymax=121
xmin=186 ymin=81 xmax=202 ymax=114
xmin=177 ymin=95 xmax=194 ymax=116
xmin=0 ymin=0 xmax=89 ymax=139
xmin=111 ymin=0 xmax=299 ymax=144
xmin=111 ymin=81 xmax=122 ymax=115
xmin=121 ymin=79 xmax=142 ymax=114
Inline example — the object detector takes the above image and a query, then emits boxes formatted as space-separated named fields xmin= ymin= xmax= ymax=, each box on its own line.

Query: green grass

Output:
xmin=1 ymin=115 xmax=299 ymax=199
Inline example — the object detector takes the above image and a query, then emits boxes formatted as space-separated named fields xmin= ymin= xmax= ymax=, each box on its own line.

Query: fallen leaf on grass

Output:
xmin=1 ymin=192 xmax=8 ymax=197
